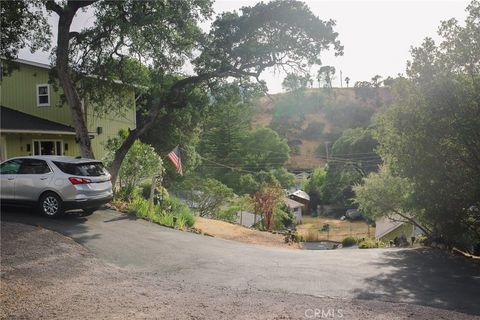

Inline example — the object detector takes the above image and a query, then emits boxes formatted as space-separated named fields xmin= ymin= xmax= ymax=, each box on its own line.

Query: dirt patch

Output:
xmin=194 ymin=217 xmax=300 ymax=249
xmin=1 ymin=222 xmax=477 ymax=320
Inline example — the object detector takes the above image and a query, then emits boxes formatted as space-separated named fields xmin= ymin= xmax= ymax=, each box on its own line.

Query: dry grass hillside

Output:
xmin=252 ymin=87 xmax=392 ymax=170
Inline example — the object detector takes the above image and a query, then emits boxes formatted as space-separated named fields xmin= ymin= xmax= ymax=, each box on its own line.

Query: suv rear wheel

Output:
xmin=39 ymin=192 xmax=64 ymax=217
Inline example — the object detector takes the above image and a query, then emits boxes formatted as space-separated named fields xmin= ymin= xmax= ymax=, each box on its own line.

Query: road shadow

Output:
xmin=103 ymin=212 xmax=138 ymax=223
xmin=353 ymin=248 xmax=480 ymax=315
xmin=1 ymin=206 xmax=101 ymax=245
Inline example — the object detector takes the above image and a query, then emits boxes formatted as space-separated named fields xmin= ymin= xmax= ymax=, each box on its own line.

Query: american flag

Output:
xmin=167 ymin=146 xmax=183 ymax=176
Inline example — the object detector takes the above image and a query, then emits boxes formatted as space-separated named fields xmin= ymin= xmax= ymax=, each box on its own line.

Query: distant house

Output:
xmin=283 ymin=197 xmax=304 ymax=224
xmin=0 ymin=59 xmax=136 ymax=161
xmin=293 ymin=171 xmax=310 ymax=189
xmin=288 ymin=189 xmax=310 ymax=215
xmin=375 ymin=216 xmax=424 ymax=242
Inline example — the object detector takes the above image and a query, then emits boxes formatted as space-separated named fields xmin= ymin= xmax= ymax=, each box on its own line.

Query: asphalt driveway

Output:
xmin=2 ymin=208 xmax=480 ymax=316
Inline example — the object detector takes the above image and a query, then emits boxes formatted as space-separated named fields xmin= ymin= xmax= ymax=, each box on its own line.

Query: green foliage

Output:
xmin=304 ymin=167 xmax=327 ymax=207
xmin=240 ymin=128 xmax=290 ymax=171
xmin=5 ymin=0 xmax=343 ymax=188
xmin=321 ymin=128 xmax=380 ymax=205
xmin=367 ymin=2 xmax=480 ymax=251
xmin=128 ymin=192 xmax=195 ymax=229
xmin=197 ymin=82 xmax=254 ymax=180
xmin=104 ymin=131 xmax=164 ymax=199
xmin=271 ymin=168 xmax=296 ymax=189
xmin=140 ymin=181 xmax=170 ymax=201
xmin=353 ymin=166 xmax=419 ymax=225
xmin=353 ymin=81 xmax=376 ymax=101
xmin=292 ymin=230 xmax=304 ymax=242
xmin=195 ymin=0 xmax=343 ymax=76
xmin=127 ymin=195 xmax=150 ymax=218
xmin=216 ymin=206 xmax=241 ymax=223
xmin=358 ymin=238 xmax=385 ymax=249
xmin=141 ymin=79 xmax=211 ymax=178
xmin=273 ymin=206 xmax=295 ymax=230
xmin=282 ymin=73 xmax=311 ymax=92
xmin=0 ymin=1 xmax=51 ymax=74
xmin=317 ymin=66 xmax=336 ymax=88
xmin=176 ymin=177 xmax=234 ymax=217
xmin=341 ymin=236 xmax=357 ymax=247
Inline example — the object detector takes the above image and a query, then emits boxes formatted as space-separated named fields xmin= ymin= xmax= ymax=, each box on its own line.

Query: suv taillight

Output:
xmin=69 ymin=177 xmax=92 ymax=185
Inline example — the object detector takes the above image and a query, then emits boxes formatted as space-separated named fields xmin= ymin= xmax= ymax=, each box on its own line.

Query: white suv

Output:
xmin=0 ymin=156 xmax=113 ymax=217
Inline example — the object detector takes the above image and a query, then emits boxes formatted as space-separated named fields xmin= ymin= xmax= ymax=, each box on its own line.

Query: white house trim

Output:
xmin=1 ymin=129 xmax=76 ymax=135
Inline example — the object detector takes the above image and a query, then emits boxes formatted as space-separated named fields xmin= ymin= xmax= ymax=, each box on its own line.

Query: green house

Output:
xmin=0 ymin=59 xmax=136 ymax=162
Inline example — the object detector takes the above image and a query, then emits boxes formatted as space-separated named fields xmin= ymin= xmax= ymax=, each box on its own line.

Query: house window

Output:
xmin=36 ymin=84 xmax=50 ymax=107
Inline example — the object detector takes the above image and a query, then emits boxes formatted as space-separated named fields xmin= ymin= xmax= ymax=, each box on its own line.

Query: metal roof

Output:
xmin=283 ymin=197 xmax=304 ymax=209
xmin=289 ymin=189 xmax=310 ymax=201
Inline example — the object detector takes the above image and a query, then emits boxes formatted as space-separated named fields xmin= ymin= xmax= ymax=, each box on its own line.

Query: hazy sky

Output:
xmin=19 ymin=0 xmax=470 ymax=93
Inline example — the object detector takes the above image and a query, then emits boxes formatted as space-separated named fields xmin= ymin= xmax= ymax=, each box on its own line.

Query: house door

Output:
xmin=33 ymin=140 xmax=63 ymax=156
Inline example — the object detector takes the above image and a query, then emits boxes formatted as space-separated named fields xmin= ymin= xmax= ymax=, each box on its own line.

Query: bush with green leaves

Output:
xmin=175 ymin=177 xmax=234 ymax=217
xmin=274 ymin=206 xmax=295 ymax=230
xmin=358 ymin=238 xmax=385 ymax=249
xmin=128 ymin=191 xmax=195 ymax=229
xmin=341 ymin=236 xmax=357 ymax=247
xmin=216 ymin=205 xmax=241 ymax=223
xmin=104 ymin=130 xmax=164 ymax=200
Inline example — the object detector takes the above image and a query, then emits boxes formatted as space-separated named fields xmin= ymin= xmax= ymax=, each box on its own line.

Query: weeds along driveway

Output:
xmin=2 ymin=208 xmax=480 ymax=316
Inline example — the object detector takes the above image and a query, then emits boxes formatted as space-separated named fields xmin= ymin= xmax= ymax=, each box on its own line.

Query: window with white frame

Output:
xmin=36 ymin=84 xmax=50 ymax=107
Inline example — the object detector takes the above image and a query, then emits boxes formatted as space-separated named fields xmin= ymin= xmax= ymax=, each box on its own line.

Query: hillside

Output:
xmin=252 ymin=87 xmax=393 ymax=170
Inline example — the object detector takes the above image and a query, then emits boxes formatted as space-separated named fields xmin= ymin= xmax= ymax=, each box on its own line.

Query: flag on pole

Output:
xmin=167 ymin=146 xmax=183 ymax=176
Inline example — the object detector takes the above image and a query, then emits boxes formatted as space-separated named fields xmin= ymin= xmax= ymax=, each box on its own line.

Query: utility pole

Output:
xmin=340 ymin=70 xmax=343 ymax=88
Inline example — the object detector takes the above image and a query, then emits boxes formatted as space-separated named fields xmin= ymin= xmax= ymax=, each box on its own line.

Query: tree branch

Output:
xmin=45 ymin=1 xmax=63 ymax=15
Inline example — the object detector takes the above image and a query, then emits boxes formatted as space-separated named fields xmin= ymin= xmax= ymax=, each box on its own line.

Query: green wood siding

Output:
xmin=0 ymin=63 xmax=72 ymax=126
xmin=0 ymin=61 xmax=136 ymax=160
xmin=2 ymin=133 xmax=79 ymax=158
xmin=87 ymin=103 xmax=136 ymax=161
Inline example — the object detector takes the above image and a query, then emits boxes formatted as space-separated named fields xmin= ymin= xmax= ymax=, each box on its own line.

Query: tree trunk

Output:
xmin=52 ymin=3 xmax=95 ymax=159
xmin=109 ymin=129 xmax=139 ymax=188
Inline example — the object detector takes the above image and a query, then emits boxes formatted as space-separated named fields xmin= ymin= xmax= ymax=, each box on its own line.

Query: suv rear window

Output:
xmin=53 ymin=161 xmax=107 ymax=177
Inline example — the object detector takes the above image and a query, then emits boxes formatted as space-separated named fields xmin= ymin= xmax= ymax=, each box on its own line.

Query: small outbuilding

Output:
xmin=283 ymin=197 xmax=304 ymax=224
xmin=288 ymin=189 xmax=310 ymax=215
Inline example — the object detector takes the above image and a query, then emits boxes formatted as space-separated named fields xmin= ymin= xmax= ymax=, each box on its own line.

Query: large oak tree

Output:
xmin=2 ymin=0 xmax=343 ymax=184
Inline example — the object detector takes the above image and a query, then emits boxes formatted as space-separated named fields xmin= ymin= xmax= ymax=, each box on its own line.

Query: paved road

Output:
xmin=2 ymin=208 xmax=480 ymax=316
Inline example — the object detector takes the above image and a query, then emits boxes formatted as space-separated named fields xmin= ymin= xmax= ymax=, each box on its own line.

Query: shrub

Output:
xmin=128 ymin=193 xmax=195 ymax=229
xmin=273 ymin=206 xmax=295 ymax=230
xmin=127 ymin=196 xmax=150 ymax=218
xmin=358 ymin=238 xmax=385 ymax=249
xmin=178 ymin=209 xmax=196 ymax=228
xmin=292 ymin=231 xmax=304 ymax=242
xmin=177 ymin=177 xmax=234 ymax=217
xmin=415 ymin=235 xmax=428 ymax=244
xmin=342 ymin=236 xmax=357 ymax=247
xmin=216 ymin=205 xmax=240 ymax=223
xmin=161 ymin=196 xmax=195 ymax=228
xmin=104 ymin=130 xmax=164 ymax=200
xmin=158 ymin=212 xmax=174 ymax=226
xmin=358 ymin=239 xmax=376 ymax=249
